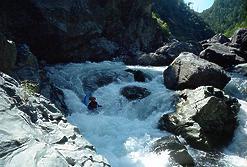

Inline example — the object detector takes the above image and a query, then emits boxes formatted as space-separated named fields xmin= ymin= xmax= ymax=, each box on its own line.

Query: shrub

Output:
xmin=152 ymin=11 xmax=171 ymax=37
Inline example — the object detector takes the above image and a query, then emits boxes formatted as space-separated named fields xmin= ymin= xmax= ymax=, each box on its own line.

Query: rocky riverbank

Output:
xmin=0 ymin=72 xmax=110 ymax=167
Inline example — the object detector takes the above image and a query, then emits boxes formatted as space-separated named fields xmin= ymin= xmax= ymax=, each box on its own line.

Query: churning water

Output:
xmin=46 ymin=61 xmax=247 ymax=167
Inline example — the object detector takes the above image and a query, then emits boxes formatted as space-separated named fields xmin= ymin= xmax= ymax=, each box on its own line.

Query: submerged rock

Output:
xmin=0 ymin=72 xmax=109 ymax=167
xmin=200 ymin=43 xmax=245 ymax=68
xmin=158 ymin=86 xmax=240 ymax=151
xmin=152 ymin=136 xmax=195 ymax=166
xmin=120 ymin=86 xmax=151 ymax=101
xmin=163 ymin=52 xmax=230 ymax=90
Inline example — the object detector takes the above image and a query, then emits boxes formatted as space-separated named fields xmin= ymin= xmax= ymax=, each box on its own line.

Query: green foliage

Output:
xmin=152 ymin=11 xmax=171 ymax=37
xmin=201 ymin=0 xmax=246 ymax=35
xmin=224 ymin=18 xmax=247 ymax=37
xmin=153 ymin=0 xmax=214 ymax=41
xmin=20 ymin=80 xmax=39 ymax=100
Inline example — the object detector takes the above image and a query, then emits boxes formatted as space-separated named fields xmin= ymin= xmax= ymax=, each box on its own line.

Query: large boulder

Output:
xmin=203 ymin=33 xmax=230 ymax=45
xmin=0 ymin=72 xmax=109 ymax=166
xmin=231 ymin=28 xmax=247 ymax=58
xmin=0 ymin=0 xmax=164 ymax=63
xmin=231 ymin=28 xmax=247 ymax=45
xmin=137 ymin=52 xmax=170 ymax=66
xmin=199 ymin=43 xmax=245 ymax=68
xmin=163 ymin=52 xmax=230 ymax=90
xmin=0 ymin=33 xmax=17 ymax=74
xmin=120 ymin=86 xmax=151 ymax=101
xmin=152 ymin=136 xmax=195 ymax=166
xmin=158 ymin=86 xmax=240 ymax=151
xmin=125 ymin=69 xmax=147 ymax=82
xmin=137 ymin=40 xmax=203 ymax=66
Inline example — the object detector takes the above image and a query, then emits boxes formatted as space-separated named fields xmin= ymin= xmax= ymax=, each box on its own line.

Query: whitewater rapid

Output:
xmin=46 ymin=61 xmax=247 ymax=167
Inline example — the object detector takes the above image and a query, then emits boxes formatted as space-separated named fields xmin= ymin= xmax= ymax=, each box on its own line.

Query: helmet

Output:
xmin=89 ymin=96 xmax=96 ymax=101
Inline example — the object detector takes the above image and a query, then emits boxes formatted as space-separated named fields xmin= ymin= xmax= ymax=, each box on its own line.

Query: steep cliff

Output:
xmin=201 ymin=0 xmax=247 ymax=36
xmin=0 ymin=0 xmax=165 ymax=63
xmin=152 ymin=0 xmax=214 ymax=41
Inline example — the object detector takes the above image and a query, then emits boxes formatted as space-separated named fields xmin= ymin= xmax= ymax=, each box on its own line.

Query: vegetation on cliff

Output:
xmin=201 ymin=0 xmax=247 ymax=36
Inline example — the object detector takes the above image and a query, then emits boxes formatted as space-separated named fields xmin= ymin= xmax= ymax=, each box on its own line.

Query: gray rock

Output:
xmin=137 ymin=52 xmax=170 ymax=66
xmin=0 ymin=72 xmax=109 ymax=167
xmin=137 ymin=40 xmax=203 ymax=66
xmin=11 ymin=44 xmax=40 ymax=89
xmin=125 ymin=69 xmax=147 ymax=82
xmin=200 ymin=43 xmax=245 ymax=68
xmin=158 ymin=86 xmax=240 ymax=151
xmin=156 ymin=40 xmax=203 ymax=61
xmin=120 ymin=86 xmax=151 ymax=101
xmin=0 ymin=33 xmax=17 ymax=74
xmin=206 ymin=33 xmax=230 ymax=44
xmin=0 ymin=0 xmax=164 ymax=63
xmin=231 ymin=28 xmax=247 ymax=59
xmin=152 ymin=136 xmax=195 ymax=166
xmin=231 ymin=28 xmax=247 ymax=45
xmin=163 ymin=52 xmax=230 ymax=90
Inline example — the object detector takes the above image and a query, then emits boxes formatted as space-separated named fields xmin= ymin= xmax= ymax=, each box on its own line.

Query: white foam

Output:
xmin=47 ymin=61 xmax=247 ymax=167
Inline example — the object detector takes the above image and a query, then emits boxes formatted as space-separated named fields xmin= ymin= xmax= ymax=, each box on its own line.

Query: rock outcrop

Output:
xmin=120 ymin=86 xmax=151 ymax=101
xmin=0 ymin=33 xmax=17 ymax=74
xmin=163 ymin=52 xmax=230 ymax=90
xmin=153 ymin=0 xmax=214 ymax=41
xmin=0 ymin=72 xmax=109 ymax=167
xmin=231 ymin=28 xmax=247 ymax=59
xmin=12 ymin=43 xmax=40 ymax=84
xmin=152 ymin=136 xmax=195 ymax=166
xmin=138 ymin=40 xmax=203 ymax=66
xmin=199 ymin=43 xmax=245 ymax=68
xmin=203 ymin=33 xmax=230 ymax=44
xmin=0 ymin=0 xmax=165 ymax=63
xmin=158 ymin=86 xmax=240 ymax=151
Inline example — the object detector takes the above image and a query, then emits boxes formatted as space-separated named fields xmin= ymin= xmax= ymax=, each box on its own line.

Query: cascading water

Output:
xmin=46 ymin=61 xmax=247 ymax=167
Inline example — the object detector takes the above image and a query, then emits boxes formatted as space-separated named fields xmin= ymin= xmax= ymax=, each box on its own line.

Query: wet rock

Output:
xmin=125 ymin=69 xmax=146 ymax=82
xmin=158 ymin=86 xmax=240 ymax=151
xmin=0 ymin=33 xmax=17 ymax=74
xmin=233 ymin=63 xmax=247 ymax=74
xmin=120 ymin=86 xmax=151 ymax=101
xmin=12 ymin=44 xmax=40 ymax=84
xmin=0 ymin=72 xmax=109 ymax=167
xmin=152 ymin=135 xmax=195 ymax=166
xmin=163 ymin=52 xmax=230 ymax=90
xmin=200 ymin=43 xmax=245 ymax=68
xmin=40 ymin=76 xmax=68 ymax=116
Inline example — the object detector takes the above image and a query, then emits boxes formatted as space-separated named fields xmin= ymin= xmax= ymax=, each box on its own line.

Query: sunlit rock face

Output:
xmin=159 ymin=86 xmax=240 ymax=151
xmin=0 ymin=72 xmax=109 ymax=167
xmin=0 ymin=0 xmax=164 ymax=63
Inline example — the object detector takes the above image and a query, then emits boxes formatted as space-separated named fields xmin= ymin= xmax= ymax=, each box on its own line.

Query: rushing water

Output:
xmin=46 ymin=61 xmax=247 ymax=167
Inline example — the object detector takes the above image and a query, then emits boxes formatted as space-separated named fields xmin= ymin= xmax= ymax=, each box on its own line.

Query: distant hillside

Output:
xmin=152 ymin=0 xmax=214 ymax=41
xmin=201 ymin=0 xmax=247 ymax=36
